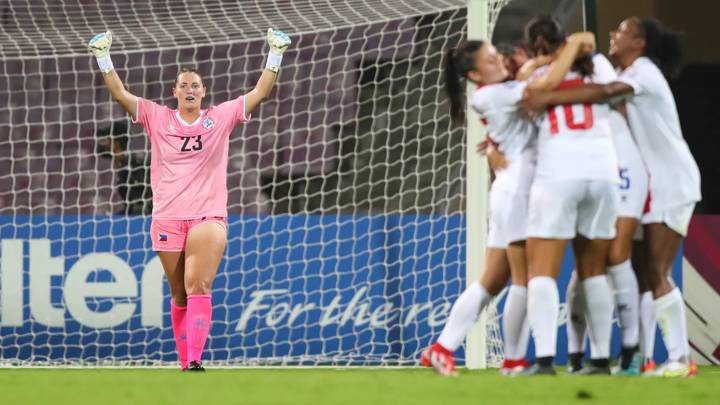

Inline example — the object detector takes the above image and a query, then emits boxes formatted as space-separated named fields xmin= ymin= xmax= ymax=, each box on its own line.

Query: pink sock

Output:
xmin=186 ymin=294 xmax=212 ymax=363
xmin=170 ymin=301 xmax=188 ymax=369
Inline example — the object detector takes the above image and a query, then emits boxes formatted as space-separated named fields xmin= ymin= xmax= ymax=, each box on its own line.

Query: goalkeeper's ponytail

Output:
xmin=445 ymin=40 xmax=484 ymax=125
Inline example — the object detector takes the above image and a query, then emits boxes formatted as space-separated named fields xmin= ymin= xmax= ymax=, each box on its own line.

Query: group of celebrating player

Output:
xmin=421 ymin=15 xmax=701 ymax=377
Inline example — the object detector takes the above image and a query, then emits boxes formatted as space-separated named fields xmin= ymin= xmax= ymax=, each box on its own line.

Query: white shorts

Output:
xmin=640 ymin=202 xmax=695 ymax=237
xmin=487 ymin=187 xmax=529 ymax=248
xmin=612 ymin=112 xmax=648 ymax=219
xmin=617 ymin=161 xmax=648 ymax=219
xmin=527 ymin=179 xmax=619 ymax=240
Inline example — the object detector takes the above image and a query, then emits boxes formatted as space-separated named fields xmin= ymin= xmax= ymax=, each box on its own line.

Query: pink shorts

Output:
xmin=150 ymin=216 xmax=227 ymax=252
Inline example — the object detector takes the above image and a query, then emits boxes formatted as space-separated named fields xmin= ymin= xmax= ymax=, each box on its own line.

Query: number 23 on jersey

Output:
xmin=180 ymin=135 xmax=203 ymax=152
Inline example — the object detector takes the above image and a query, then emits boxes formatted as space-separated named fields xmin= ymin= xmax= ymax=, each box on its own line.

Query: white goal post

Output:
xmin=464 ymin=0 xmax=512 ymax=370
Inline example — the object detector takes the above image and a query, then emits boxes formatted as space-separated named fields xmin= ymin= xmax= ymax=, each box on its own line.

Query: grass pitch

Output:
xmin=1 ymin=366 xmax=717 ymax=405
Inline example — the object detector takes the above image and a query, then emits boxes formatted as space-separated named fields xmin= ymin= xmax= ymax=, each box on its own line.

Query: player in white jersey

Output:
xmin=520 ymin=17 xmax=619 ymax=375
xmin=563 ymin=53 xmax=648 ymax=375
xmin=420 ymin=32 xmax=596 ymax=376
xmin=519 ymin=17 xmax=701 ymax=377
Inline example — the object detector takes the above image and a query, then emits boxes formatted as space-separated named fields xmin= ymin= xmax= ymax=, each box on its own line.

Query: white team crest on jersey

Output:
xmin=202 ymin=117 xmax=214 ymax=129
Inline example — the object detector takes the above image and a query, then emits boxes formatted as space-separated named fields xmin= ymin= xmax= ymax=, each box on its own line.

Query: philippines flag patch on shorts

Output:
xmin=158 ymin=234 xmax=168 ymax=242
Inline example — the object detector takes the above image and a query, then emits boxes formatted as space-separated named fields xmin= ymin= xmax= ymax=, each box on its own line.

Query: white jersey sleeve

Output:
xmin=469 ymin=81 xmax=537 ymax=195
xmin=591 ymin=53 xmax=618 ymax=84
xmin=468 ymin=81 xmax=533 ymax=158
xmin=616 ymin=58 xmax=654 ymax=96
xmin=469 ymin=81 xmax=526 ymax=116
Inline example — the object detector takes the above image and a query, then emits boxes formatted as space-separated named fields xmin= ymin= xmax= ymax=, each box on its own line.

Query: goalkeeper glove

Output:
xmin=265 ymin=28 xmax=291 ymax=73
xmin=88 ymin=31 xmax=114 ymax=74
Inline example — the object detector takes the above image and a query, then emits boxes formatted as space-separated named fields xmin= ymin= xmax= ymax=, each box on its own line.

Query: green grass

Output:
xmin=1 ymin=366 xmax=717 ymax=405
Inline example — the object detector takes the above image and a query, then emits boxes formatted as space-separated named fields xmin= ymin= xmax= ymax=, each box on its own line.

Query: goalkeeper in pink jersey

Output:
xmin=88 ymin=29 xmax=291 ymax=371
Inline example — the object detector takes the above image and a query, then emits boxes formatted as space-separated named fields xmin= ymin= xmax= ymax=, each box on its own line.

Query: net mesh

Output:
xmin=0 ymin=0 xmax=509 ymax=366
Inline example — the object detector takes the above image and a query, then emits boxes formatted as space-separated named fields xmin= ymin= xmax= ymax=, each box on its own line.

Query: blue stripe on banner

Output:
xmin=0 ymin=215 xmax=682 ymax=364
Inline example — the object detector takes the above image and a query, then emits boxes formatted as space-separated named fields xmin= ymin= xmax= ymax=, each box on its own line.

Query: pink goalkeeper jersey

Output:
xmin=132 ymin=96 xmax=249 ymax=219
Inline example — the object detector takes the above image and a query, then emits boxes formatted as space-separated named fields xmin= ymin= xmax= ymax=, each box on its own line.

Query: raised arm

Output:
xmin=526 ymin=32 xmax=596 ymax=92
xmin=88 ymin=31 xmax=138 ymax=118
xmin=516 ymin=55 xmax=553 ymax=81
xmin=519 ymin=81 xmax=635 ymax=115
xmin=244 ymin=29 xmax=291 ymax=115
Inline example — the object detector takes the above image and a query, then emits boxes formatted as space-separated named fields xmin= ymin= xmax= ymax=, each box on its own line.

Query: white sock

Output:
xmin=582 ymin=275 xmax=613 ymax=359
xmin=437 ymin=282 xmax=492 ymax=352
xmin=528 ymin=276 xmax=559 ymax=358
xmin=502 ymin=285 xmax=528 ymax=360
xmin=565 ymin=272 xmax=587 ymax=354
xmin=516 ymin=311 xmax=531 ymax=360
xmin=654 ymin=287 xmax=689 ymax=362
xmin=608 ymin=260 xmax=640 ymax=348
xmin=639 ymin=291 xmax=656 ymax=361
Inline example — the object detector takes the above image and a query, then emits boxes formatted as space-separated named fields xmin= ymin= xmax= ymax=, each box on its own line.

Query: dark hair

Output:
xmin=445 ymin=40 xmax=484 ymax=124
xmin=525 ymin=16 xmax=564 ymax=55
xmin=496 ymin=42 xmax=519 ymax=59
xmin=497 ymin=42 xmax=529 ymax=79
xmin=97 ymin=120 xmax=129 ymax=149
xmin=524 ymin=15 xmax=594 ymax=77
xmin=636 ymin=17 xmax=685 ymax=79
xmin=175 ymin=67 xmax=205 ymax=87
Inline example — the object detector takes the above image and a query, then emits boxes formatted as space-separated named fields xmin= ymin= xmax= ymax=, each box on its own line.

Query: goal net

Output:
xmin=0 ymin=0 xmax=508 ymax=366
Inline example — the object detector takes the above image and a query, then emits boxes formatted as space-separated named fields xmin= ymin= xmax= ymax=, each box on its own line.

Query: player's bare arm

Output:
xmin=88 ymin=31 xmax=138 ymax=118
xmin=244 ymin=29 xmax=291 ymax=115
xmin=519 ymin=81 xmax=634 ymax=116
xmin=526 ymin=32 xmax=596 ymax=91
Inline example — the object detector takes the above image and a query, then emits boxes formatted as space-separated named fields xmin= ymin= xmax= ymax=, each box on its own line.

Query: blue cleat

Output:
xmin=613 ymin=351 xmax=642 ymax=376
